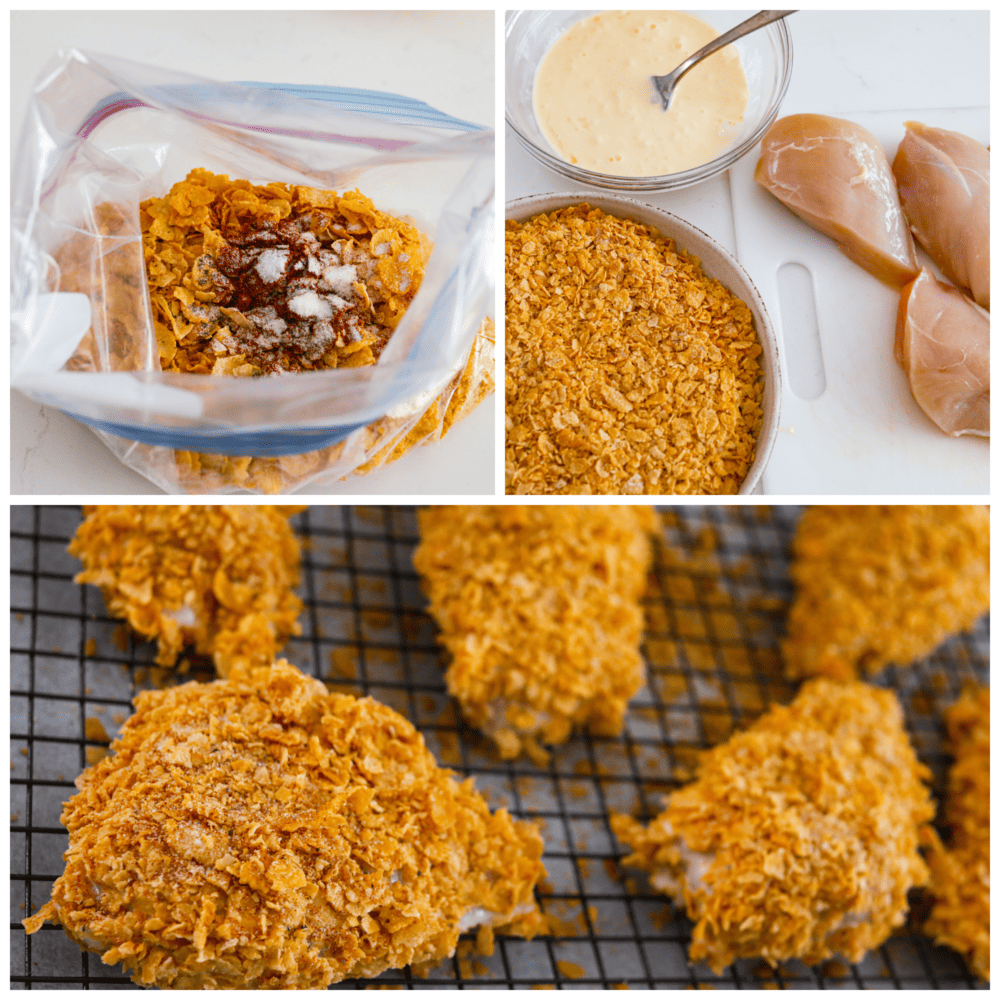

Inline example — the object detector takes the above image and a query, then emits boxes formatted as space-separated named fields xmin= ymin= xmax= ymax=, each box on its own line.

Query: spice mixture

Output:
xmin=783 ymin=505 xmax=990 ymax=681
xmin=413 ymin=505 xmax=658 ymax=763
xmin=141 ymin=169 xmax=426 ymax=374
xmin=69 ymin=505 xmax=304 ymax=675
xmin=505 ymin=206 xmax=764 ymax=495
xmin=612 ymin=679 xmax=934 ymax=974
xmin=23 ymin=660 xmax=546 ymax=988
xmin=923 ymin=686 xmax=990 ymax=981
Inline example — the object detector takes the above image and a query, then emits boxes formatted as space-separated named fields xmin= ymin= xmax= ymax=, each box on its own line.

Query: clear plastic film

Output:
xmin=11 ymin=49 xmax=494 ymax=494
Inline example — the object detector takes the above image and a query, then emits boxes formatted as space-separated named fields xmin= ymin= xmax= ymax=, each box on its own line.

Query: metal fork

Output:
xmin=653 ymin=10 xmax=796 ymax=111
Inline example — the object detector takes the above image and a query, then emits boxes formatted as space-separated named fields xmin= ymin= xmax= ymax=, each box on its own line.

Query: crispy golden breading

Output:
xmin=505 ymin=206 xmax=764 ymax=495
xmin=612 ymin=680 xmax=934 ymax=974
xmin=923 ymin=686 xmax=990 ymax=981
xmin=783 ymin=505 xmax=989 ymax=681
xmin=413 ymin=505 xmax=658 ymax=762
xmin=69 ymin=505 xmax=305 ymax=676
xmin=23 ymin=660 xmax=546 ymax=989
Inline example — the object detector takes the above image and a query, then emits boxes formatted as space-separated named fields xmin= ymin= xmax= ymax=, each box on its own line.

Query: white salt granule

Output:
xmin=256 ymin=248 xmax=289 ymax=283
xmin=288 ymin=290 xmax=333 ymax=320
xmin=322 ymin=264 xmax=358 ymax=297
xmin=165 ymin=605 xmax=199 ymax=628
xmin=346 ymin=316 xmax=364 ymax=343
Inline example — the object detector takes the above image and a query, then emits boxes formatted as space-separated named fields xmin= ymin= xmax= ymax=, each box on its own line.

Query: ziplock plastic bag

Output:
xmin=11 ymin=49 xmax=494 ymax=494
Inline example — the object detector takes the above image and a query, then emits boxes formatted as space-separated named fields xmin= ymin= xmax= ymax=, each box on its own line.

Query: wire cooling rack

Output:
xmin=10 ymin=505 xmax=989 ymax=990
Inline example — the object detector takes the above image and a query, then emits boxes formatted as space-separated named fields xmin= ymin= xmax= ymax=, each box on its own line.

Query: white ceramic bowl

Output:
xmin=505 ymin=192 xmax=781 ymax=495
xmin=505 ymin=10 xmax=793 ymax=193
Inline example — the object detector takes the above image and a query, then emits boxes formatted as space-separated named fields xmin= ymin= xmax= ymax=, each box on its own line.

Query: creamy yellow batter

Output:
xmin=534 ymin=11 xmax=749 ymax=177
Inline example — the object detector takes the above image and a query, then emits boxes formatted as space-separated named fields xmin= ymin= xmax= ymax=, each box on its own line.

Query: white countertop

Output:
xmin=505 ymin=10 xmax=989 ymax=496
xmin=11 ymin=10 xmax=495 ymax=496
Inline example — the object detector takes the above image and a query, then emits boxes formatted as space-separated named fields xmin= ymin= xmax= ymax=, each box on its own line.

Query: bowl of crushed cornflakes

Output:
xmin=504 ymin=193 xmax=781 ymax=496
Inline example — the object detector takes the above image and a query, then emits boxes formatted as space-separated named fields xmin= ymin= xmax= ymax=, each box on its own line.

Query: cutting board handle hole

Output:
xmin=776 ymin=262 xmax=826 ymax=400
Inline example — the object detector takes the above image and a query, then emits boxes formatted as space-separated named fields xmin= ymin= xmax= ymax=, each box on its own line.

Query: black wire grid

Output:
xmin=10 ymin=505 xmax=989 ymax=989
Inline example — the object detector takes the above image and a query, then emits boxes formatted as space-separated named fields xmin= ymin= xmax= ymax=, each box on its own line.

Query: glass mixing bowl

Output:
xmin=506 ymin=10 xmax=793 ymax=193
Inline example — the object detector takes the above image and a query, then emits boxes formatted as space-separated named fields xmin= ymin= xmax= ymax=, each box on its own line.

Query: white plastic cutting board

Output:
xmin=731 ymin=107 xmax=989 ymax=496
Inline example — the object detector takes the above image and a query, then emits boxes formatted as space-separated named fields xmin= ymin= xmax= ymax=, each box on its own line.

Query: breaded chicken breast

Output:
xmin=612 ymin=679 xmax=934 ymax=974
xmin=923 ymin=686 xmax=990 ymax=981
xmin=413 ymin=505 xmax=658 ymax=762
xmin=783 ymin=505 xmax=989 ymax=681
xmin=69 ymin=505 xmax=304 ymax=676
xmin=23 ymin=660 xmax=546 ymax=988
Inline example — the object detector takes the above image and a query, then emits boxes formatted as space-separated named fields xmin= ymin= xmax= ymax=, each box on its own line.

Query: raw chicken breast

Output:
xmin=755 ymin=114 xmax=919 ymax=286
xmin=895 ymin=268 xmax=989 ymax=437
xmin=892 ymin=122 xmax=990 ymax=309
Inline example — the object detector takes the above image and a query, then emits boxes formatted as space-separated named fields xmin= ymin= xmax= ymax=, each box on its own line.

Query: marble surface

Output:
xmin=11 ymin=10 xmax=495 ymax=496
xmin=505 ymin=10 xmax=989 ymax=496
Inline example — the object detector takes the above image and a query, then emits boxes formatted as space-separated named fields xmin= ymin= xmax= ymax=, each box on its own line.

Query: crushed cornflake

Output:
xmin=23 ymin=660 xmax=547 ymax=989
xmin=84 ymin=717 xmax=109 ymax=742
xmin=69 ymin=505 xmax=305 ymax=676
xmin=556 ymin=960 xmax=586 ymax=980
xmin=413 ymin=506 xmax=658 ymax=762
xmin=505 ymin=206 xmax=764 ymax=495
xmin=922 ymin=686 xmax=989 ymax=982
xmin=611 ymin=679 xmax=934 ymax=974
xmin=783 ymin=505 xmax=989 ymax=681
